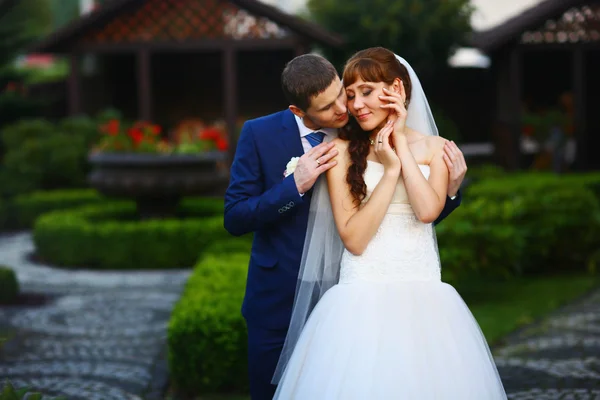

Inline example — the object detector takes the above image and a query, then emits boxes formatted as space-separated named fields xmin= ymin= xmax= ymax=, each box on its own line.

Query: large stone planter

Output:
xmin=88 ymin=152 xmax=229 ymax=218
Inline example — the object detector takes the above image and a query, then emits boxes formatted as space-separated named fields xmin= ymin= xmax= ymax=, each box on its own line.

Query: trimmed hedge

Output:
xmin=437 ymin=218 xmax=524 ymax=283
xmin=0 ymin=266 xmax=19 ymax=304
xmin=0 ymin=189 xmax=225 ymax=232
xmin=438 ymin=173 xmax=600 ymax=282
xmin=8 ymin=189 xmax=104 ymax=229
xmin=33 ymin=199 xmax=228 ymax=269
xmin=467 ymin=172 xmax=600 ymax=201
xmin=168 ymin=244 xmax=251 ymax=394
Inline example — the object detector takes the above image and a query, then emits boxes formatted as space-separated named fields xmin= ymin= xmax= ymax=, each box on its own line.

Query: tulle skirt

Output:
xmin=273 ymin=281 xmax=507 ymax=400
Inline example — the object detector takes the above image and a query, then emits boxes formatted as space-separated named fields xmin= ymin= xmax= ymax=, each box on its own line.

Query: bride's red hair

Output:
xmin=340 ymin=47 xmax=413 ymax=206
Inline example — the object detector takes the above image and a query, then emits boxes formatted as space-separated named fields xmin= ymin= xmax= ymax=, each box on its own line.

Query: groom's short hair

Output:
xmin=281 ymin=54 xmax=338 ymax=111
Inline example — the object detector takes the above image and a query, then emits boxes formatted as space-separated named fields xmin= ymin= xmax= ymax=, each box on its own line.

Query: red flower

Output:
xmin=100 ymin=119 xmax=120 ymax=136
xmin=128 ymin=128 xmax=144 ymax=144
xmin=107 ymin=119 xmax=120 ymax=135
xmin=151 ymin=125 xmax=162 ymax=135
xmin=200 ymin=128 xmax=222 ymax=140
xmin=216 ymin=138 xmax=229 ymax=151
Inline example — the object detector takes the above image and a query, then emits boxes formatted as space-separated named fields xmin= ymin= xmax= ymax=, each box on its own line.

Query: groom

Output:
xmin=224 ymin=54 xmax=467 ymax=400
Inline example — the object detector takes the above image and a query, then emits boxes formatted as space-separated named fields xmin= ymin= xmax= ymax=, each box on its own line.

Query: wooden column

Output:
xmin=223 ymin=45 xmax=238 ymax=163
xmin=509 ymin=47 xmax=523 ymax=169
xmin=493 ymin=47 xmax=522 ymax=171
xmin=572 ymin=46 xmax=586 ymax=169
xmin=68 ymin=53 xmax=82 ymax=116
xmin=137 ymin=48 xmax=152 ymax=121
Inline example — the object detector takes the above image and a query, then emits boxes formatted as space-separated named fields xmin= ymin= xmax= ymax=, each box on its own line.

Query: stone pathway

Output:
xmin=2 ymin=233 xmax=600 ymax=399
xmin=0 ymin=233 xmax=191 ymax=400
xmin=494 ymin=288 xmax=600 ymax=399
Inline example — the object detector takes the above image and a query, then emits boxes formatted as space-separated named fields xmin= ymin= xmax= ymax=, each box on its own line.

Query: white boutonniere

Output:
xmin=283 ymin=157 xmax=300 ymax=178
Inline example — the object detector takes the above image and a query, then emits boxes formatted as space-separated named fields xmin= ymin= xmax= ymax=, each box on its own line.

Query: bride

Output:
xmin=271 ymin=47 xmax=507 ymax=399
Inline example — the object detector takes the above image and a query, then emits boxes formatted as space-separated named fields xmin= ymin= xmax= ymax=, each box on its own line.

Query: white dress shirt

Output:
xmin=294 ymin=115 xmax=338 ymax=153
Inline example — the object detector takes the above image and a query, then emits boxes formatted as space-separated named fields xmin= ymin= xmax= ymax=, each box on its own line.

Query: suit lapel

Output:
xmin=281 ymin=109 xmax=305 ymax=158
xmin=279 ymin=110 xmax=316 ymax=200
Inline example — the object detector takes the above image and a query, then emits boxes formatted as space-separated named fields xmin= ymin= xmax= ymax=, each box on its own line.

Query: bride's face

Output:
xmin=345 ymin=77 xmax=398 ymax=132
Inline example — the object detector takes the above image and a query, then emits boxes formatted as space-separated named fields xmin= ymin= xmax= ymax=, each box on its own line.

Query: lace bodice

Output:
xmin=339 ymin=161 xmax=441 ymax=284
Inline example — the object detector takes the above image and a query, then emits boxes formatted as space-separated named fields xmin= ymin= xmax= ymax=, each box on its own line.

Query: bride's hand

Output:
xmin=374 ymin=121 xmax=401 ymax=174
xmin=379 ymin=85 xmax=408 ymax=146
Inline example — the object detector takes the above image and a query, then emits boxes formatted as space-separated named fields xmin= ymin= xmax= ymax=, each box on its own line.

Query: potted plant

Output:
xmin=88 ymin=117 xmax=229 ymax=218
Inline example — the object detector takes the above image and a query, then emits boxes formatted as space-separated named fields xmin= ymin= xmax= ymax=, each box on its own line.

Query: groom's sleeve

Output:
xmin=433 ymin=190 xmax=462 ymax=226
xmin=224 ymin=121 xmax=305 ymax=236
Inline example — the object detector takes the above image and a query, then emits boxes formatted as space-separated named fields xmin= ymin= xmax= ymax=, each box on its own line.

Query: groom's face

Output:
xmin=294 ymin=76 xmax=348 ymax=130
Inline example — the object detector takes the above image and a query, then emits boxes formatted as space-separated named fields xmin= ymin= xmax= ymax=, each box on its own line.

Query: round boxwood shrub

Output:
xmin=0 ymin=266 xmax=19 ymax=304
xmin=32 ymin=198 xmax=227 ymax=269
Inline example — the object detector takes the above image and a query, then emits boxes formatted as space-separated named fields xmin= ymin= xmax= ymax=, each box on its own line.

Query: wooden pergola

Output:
xmin=472 ymin=0 xmax=600 ymax=170
xmin=29 ymin=0 xmax=344 ymax=156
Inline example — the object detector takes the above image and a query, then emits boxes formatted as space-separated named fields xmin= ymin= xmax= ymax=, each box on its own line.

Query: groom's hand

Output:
xmin=443 ymin=140 xmax=467 ymax=198
xmin=294 ymin=142 xmax=338 ymax=195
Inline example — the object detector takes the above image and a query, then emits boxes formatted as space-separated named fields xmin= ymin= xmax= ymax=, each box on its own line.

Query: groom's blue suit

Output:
xmin=224 ymin=109 xmax=461 ymax=400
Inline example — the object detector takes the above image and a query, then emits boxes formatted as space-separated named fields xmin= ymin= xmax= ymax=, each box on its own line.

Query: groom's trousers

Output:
xmin=246 ymin=321 xmax=288 ymax=400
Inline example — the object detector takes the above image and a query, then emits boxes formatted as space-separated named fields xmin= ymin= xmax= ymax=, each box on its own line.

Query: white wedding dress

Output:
xmin=273 ymin=161 xmax=507 ymax=400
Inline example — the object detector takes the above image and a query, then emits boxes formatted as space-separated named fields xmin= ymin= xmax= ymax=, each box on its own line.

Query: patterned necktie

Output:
xmin=305 ymin=131 xmax=326 ymax=147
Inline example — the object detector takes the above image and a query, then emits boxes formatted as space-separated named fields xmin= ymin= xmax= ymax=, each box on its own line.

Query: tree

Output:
xmin=49 ymin=0 xmax=79 ymax=30
xmin=0 ymin=0 xmax=50 ymax=131
xmin=307 ymin=0 xmax=473 ymax=82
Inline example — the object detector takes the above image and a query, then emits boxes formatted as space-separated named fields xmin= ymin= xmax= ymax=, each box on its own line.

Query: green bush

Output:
xmin=515 ymin=188 xmax=600 ymax=272
xmin=0 ymin=266 xmax=19 ymax=304
xmin=0 ymin=88 xmax=44 ymax=138
xmin=464 ymin=164 xmax=507 ymax=183
xmin=5 ymin=133 xmax=88 ymax=191
xmin=58 ymin=116 xmax=100 ymax=149
xmin=467 ymin=172 xmax=600 ymax=202
xmin=437 ymin=199 xmax=525 ymax=283
xmin=1 ymin=119 xmax=55 ymax=149
xmin=467 ymin=172 xmax=563 ymax=201
xmin=168 ymin=250 xmax=249 ymax=394
xmin=203 ymin=235 xmax=253 ymax=255
xmin=0 ymin=117 xmax=100 ymax=196
xmin=8 ymin=189 xmax=104 ymax=229
xmin=566 ymin=172 xmax=600 ymax=201
xmin=33 ymin=200 xmax=229 ymax=269
xmin=179 ymin=197 xmax=225 ymax=217
xmin=443 ymin=174 xmax=600 ymax=278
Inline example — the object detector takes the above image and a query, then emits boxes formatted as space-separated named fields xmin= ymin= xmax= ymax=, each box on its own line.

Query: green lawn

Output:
xmin=460 ymin=273 xmax=599 ymax=345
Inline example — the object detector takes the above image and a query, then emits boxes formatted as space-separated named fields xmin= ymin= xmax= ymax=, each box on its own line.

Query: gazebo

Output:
xmin=472 ymin=0 xmax=600 ymax=170
xmin=29 ymin=0 xmax=344 ymax=154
